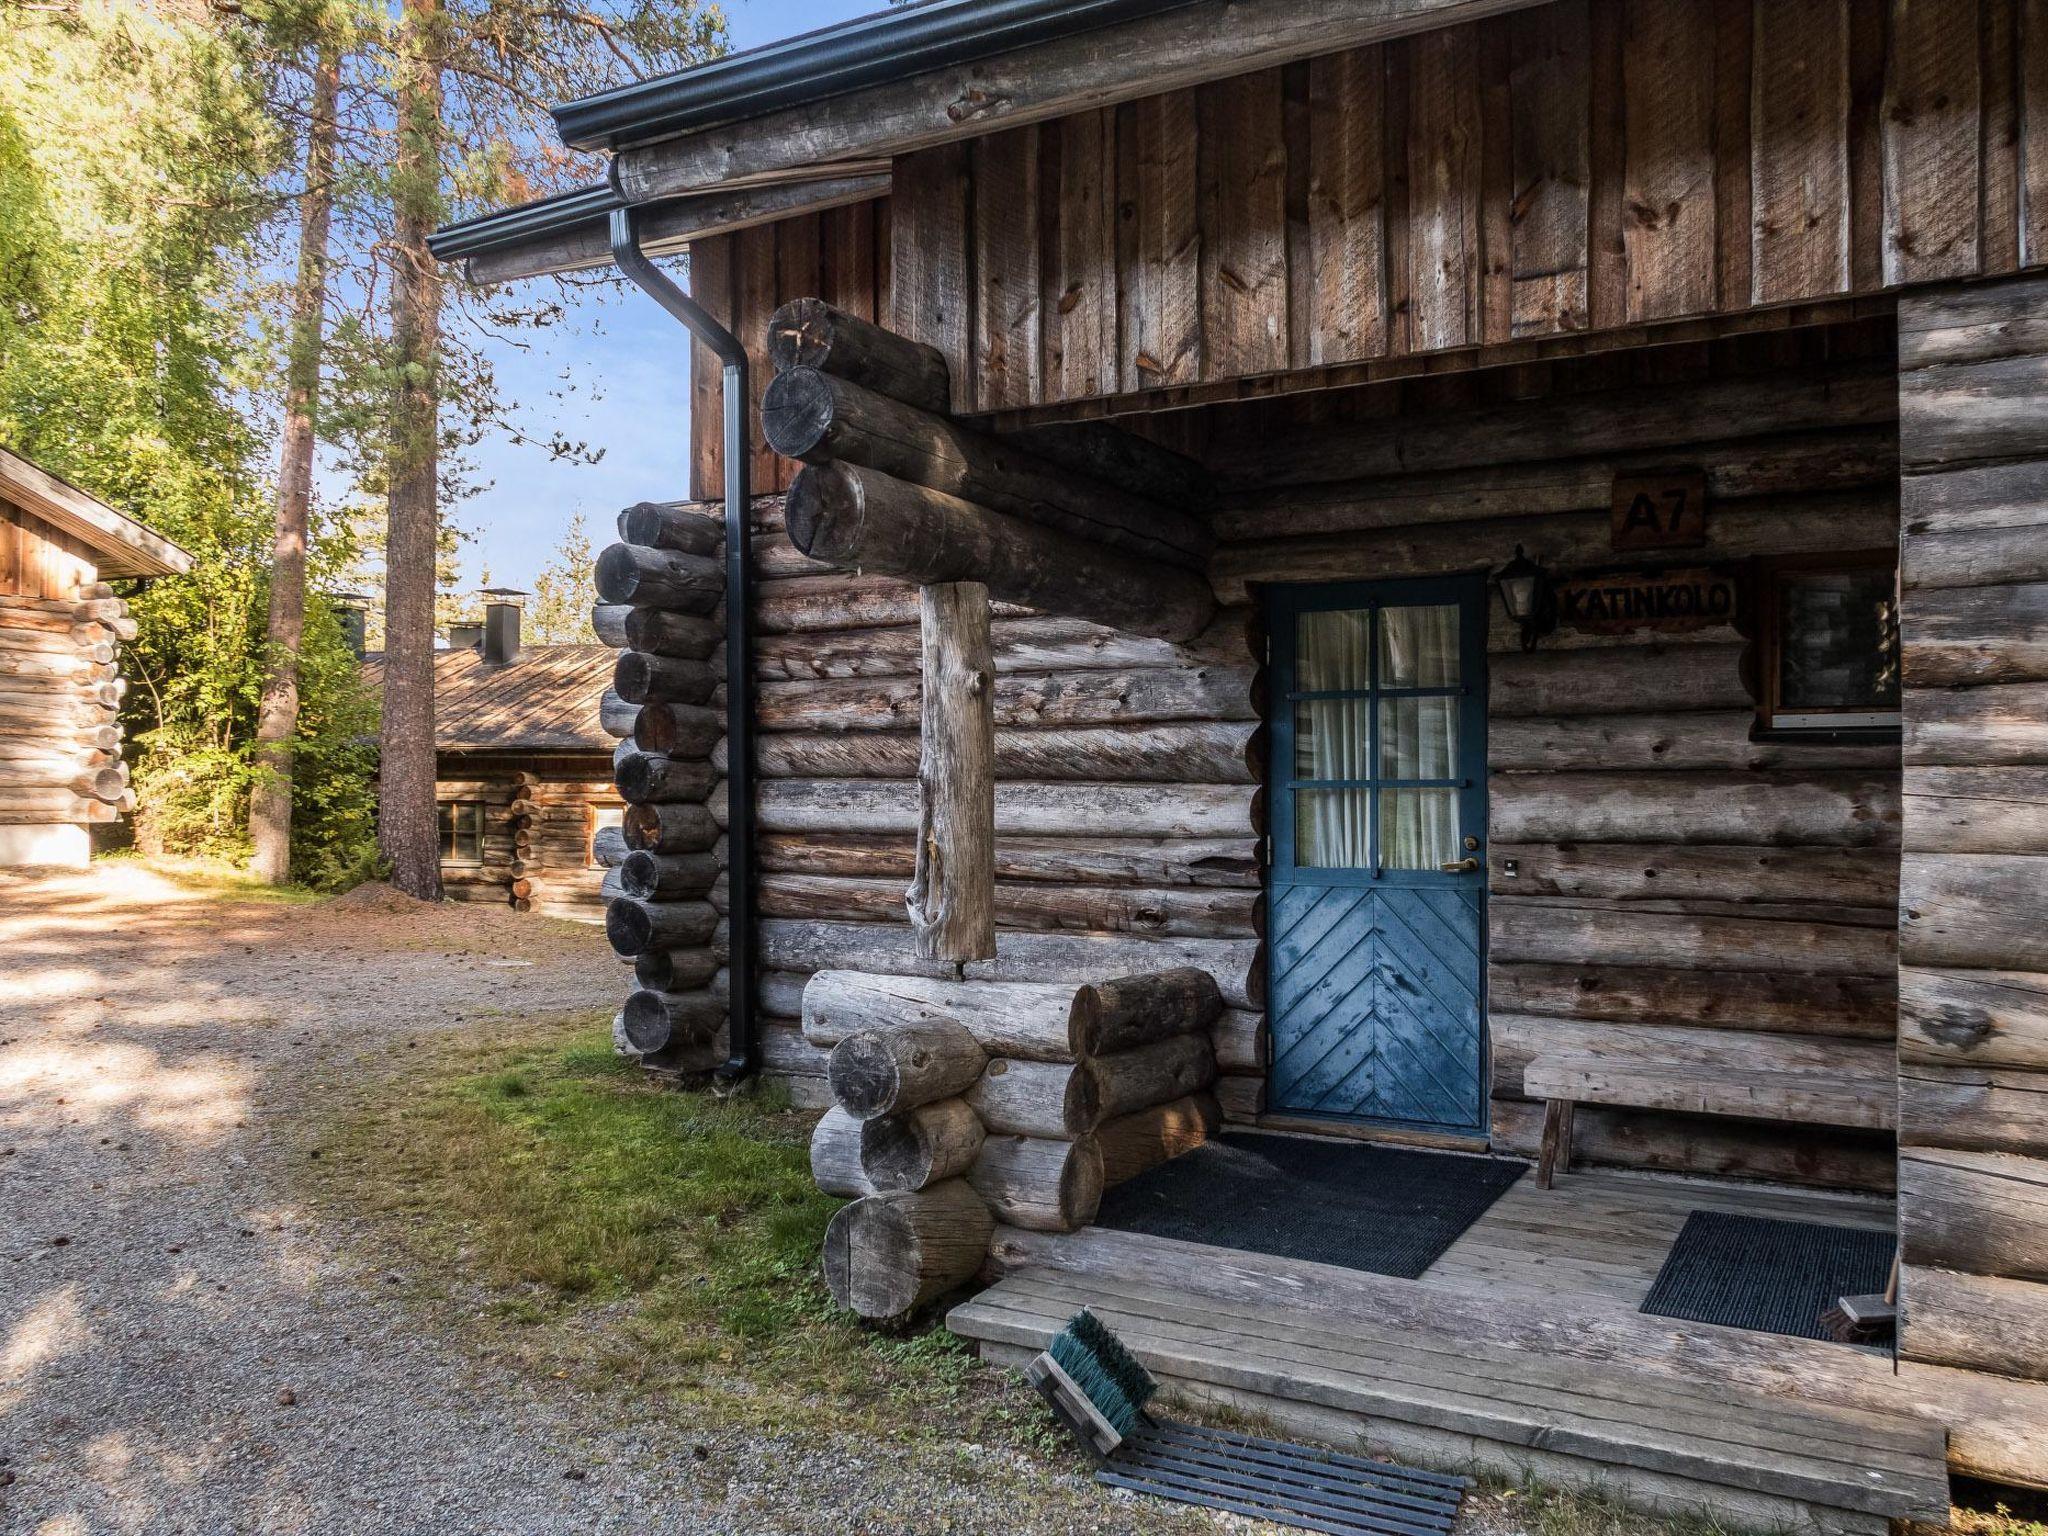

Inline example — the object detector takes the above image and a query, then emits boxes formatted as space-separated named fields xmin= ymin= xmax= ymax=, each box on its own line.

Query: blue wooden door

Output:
xmin=1267 ymin=577 xmax=1488 ymax=1133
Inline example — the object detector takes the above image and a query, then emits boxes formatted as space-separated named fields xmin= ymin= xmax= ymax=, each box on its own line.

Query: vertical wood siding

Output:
xmin=689 ymin=201 xmax=893 ymax=501
xmin=873 ymin=0 xmax=2038 ymax=414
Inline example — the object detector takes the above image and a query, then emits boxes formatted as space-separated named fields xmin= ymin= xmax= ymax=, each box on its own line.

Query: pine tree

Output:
xmin=251 ymin=36 xmax=343 ymax=885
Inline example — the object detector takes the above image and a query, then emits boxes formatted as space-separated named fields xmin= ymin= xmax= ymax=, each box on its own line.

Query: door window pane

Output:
xmin=1295 ymin=789 xmax=1370 ymax=868
xmin=1379 ymin=789 xmax=1459 ymax=871
xmin=1298 ymin=608 xmax=1373 ymax=692
xmin=1378 ymin=605 xmax=1460 ymax=687
xmin=1379 ymin=696 xmax=1459 ymax=781
xmin=1295 ymin=697 xmax=1369 ymax=779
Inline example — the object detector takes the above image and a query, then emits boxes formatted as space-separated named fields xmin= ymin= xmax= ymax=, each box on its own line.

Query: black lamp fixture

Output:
xmin=1495 ymin=544 xmax=1554 ymax=652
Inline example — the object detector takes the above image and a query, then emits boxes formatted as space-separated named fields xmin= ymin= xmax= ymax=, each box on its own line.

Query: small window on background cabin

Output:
xmin=1757 ymin=556 xmax=1901 ymax=736
xmin=587 ymin=805 xmax=624 ymax=868
xmin=438 ymin=800 xmax=485 ymax=864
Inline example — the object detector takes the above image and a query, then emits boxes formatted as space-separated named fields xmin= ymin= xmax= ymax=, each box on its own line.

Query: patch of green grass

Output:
xmin=327 ymin=1017 xmax=1039 ymax=1445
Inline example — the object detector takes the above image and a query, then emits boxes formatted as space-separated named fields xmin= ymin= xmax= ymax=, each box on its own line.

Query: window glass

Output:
xmin=1378 ymin=605 xmax=1460 ymax=688
xmin=1295 ymin=789 xmax=1370 ymax=868
xmin=1295 ymin=697 xmax=1368 ymax=780
xmin=1777 ymin=568 xmax=1900 ymax=713
xmin=1297 ymin=609 xmax=1373 ymax=692
xmin=1379 ymin=696 xmax=1459 ymax=781
xmin=1379 ymin=789 xmax=1460 ymax=871
xmin=438 ymin=801 xmax=484 ymax=864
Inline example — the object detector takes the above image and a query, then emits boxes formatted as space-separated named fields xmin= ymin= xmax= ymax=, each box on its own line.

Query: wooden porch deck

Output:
xmin=949 ymin=1163 xmax=2048 ymax=1531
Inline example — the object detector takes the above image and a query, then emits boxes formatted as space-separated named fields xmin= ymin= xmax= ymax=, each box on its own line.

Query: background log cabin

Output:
xmin=368 ymin=595 xmax=621 ymax=919
xmin=0 ymin=445 xmax=191 ymax=865
xmin=444 ymin=0 xmax=2048 ymax=1497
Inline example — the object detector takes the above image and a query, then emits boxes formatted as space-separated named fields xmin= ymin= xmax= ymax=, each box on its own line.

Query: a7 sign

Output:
xmin=1611 ymin=470 xmax=1707 ymax=550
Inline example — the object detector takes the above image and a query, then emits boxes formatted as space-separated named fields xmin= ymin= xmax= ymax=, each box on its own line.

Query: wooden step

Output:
xmin=951 ymin=1266 xmax=1950 ymax=1536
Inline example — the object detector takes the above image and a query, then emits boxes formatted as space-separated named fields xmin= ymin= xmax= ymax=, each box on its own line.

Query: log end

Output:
xmin=605 ymin=897 xmax=652 ymax=957
xmin=766 ymin=296 xmax=834 ymax=374
xmin=784 ymin=463 xmax=861 ymax=562
xmin=761 ymin=366 xmax=835 ymax=463
xmin=827 ymin=1032 xmax=901 ymax=1120
xmin=618 ymin=849 xmax=657 ymax=900
xmin=621 ymin=988 xmax=673 ymax=1053
xmin=593 ymin=542 xmax=642 ymax=605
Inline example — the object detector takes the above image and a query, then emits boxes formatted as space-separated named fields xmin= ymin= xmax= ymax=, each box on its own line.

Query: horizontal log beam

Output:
xmin=787 ymin=461 xmax=1216 ymax=642
xmin=765 ymin=367 xmax=1211 ymax=567
xmin=768 ymin=296 xmax=952 ymax=415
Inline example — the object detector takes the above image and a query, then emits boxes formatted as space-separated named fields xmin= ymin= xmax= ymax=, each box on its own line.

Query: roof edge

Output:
xmin=0 ymin=445 xmax=195 ymax=579
xmin=552 ymin=0 xmax=1207 ymax=151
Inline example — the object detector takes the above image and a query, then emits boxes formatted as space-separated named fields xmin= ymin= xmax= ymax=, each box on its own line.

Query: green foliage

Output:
xmin=525 ymin=509 xmax=598 ymax=644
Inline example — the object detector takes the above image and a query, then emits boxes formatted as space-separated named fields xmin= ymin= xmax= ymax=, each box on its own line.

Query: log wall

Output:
xmin=1204 ymin=317 xmax=1904 ymax=1186
xmin=435 ymin=755 xmax=618 ymax=921
xmin=878 ymin=0 xmax=2039 ymax=417
xmin=1895 ymin=275 xmax=2048 ymax=1380
xmin=0 ymin=500 xmax=132 ymax=861
xmin=716 ymin=493 xmax=1263 ymax=1108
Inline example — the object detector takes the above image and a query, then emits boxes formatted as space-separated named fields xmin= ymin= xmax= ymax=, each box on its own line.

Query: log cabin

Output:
xmin=367 ymin=593 xmax=621 ymax=918
xmin=435 ymin=0 xmax=2048 ymax=1519
xmin=0 ymin=445 xmax=191 ymax=864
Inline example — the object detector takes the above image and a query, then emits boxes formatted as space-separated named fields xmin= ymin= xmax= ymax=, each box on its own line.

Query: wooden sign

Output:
xmin=1554 ymin=567 xmax=1740 ymax=634
xmin=1612 ymin=471 xmax=1707 ymax=550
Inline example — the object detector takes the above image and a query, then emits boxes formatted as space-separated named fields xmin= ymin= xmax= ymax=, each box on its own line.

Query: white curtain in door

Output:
xmin=1376 ymin=606 xmax=1460 ymax=871
xmin=1295 ymin=609 xmax=1370 ymax=867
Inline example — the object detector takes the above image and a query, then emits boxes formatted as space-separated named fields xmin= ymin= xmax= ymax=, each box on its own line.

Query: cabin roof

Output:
xmin=549 ymin=0 xmax=1199 ymax=151
xmin=0 ymin=444 xmax=195 ymax=580
xmin=365 ymin=644 xmax=616 ymax=755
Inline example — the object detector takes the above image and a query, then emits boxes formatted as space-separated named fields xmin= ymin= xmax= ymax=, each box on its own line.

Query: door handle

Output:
xmin=1440 ymin=856 xmax=1481 ymax=873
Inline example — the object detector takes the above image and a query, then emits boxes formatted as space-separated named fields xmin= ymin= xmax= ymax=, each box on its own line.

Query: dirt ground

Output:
xmin=5 ymin=861 xmax=1815 ymax=1536
xmin=0 ymin=862 xmax=1247 ymax=1535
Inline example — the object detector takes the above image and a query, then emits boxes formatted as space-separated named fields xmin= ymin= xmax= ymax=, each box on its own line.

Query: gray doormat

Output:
xmin=1092 ymin=1132 xmax=1527 ymax=1279
xmin=1641 ymin=1211 xmax=1897 ymax=1343
xmin=1101 ymin=1418 xmax=1470 ymax=1536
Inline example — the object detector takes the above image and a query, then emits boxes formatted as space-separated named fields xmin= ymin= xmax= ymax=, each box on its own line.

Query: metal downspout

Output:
xmin=608 ymin=202 xmax=757 ymax=1085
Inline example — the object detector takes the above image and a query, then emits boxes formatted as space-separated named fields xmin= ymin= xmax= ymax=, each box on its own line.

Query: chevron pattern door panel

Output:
xmin=1267 ymin=577 xmax=1488 ymax=1133
xmin=1267 ymin=884 xmax=1484 ymax=1127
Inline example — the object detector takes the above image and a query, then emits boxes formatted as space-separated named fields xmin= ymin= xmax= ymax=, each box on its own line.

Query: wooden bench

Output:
xmin=1525 ymin=1053 xmax=1897 ymax=1189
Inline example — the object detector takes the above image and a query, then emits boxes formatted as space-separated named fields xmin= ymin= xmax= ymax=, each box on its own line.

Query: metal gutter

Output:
xmin=429 ymin=183 xmax=617 ymax=262
xmin=553 ymin=0 xmax=1207 ymax=150
xmin=607 ymin=204 xmax=759 ymax=1087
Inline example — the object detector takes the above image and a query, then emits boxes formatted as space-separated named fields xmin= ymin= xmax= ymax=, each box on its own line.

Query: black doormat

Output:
xmin=1641 ymin=1211 xmax=1897 ymax=1343
xmin=1100 ymin=1418 xmax=1470 ymax=1536
xmin=1092 ymin=1132 xmax=1527 ymax=1279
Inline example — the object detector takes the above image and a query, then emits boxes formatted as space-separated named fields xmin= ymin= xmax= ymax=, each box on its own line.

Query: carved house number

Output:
xmin=1611 ymin=471 xmax=1707 ymax=550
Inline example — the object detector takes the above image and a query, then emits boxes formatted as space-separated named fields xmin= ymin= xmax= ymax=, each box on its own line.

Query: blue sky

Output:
xmin=441 ymin=0 xmax=879 ymax=596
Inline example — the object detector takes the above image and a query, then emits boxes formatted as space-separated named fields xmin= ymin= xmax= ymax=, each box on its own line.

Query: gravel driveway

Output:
xmin=0 ymin=863 xmax=1233 ymax=1536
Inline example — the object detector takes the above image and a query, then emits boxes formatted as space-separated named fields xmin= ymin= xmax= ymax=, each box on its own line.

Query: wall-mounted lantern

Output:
xmin=1494 ymin=545 xmax=1555 ymax=652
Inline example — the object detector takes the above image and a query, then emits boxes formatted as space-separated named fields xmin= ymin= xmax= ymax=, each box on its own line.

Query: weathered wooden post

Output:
xmin=908 ymin=580 xmax=996 ymax=959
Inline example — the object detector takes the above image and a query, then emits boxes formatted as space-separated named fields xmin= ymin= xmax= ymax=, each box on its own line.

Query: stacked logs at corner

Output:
xmin=804 ymin=966 xmax=1222 ymax=1320
xmin=0 ymin=584 xmax=135 ymax=825
xmin=722 ymin=296 xmax=1263 ymax=1119
xmin=593 ymin=498 xmax=728 ymax=1076
xmin=502 ymin=770 xmax=621 ymax=918
xmin=762 ymin=297 xmax=1217 ymax=643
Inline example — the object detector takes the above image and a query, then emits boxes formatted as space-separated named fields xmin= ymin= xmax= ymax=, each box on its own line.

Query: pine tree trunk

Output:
xmin=378 ymin=0 xmax=445 ymax=900
xmin=250 ymin=43 xmax=341 ymax=887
